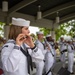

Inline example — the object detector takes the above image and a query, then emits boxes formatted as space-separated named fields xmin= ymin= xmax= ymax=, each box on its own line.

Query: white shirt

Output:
xmin=35 ymin=40 xmax=47 ymax=58
xmin=67 ymin=44 xmax=74 ymax=53
xmin=1 ymin=39 xmax=44 ymax=75
xmin=59 ymin=41 xmax=67 ymax=51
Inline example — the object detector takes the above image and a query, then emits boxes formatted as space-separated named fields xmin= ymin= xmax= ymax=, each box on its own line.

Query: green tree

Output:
xmin=0 ymin=22 xmax=5 ymax=37
xmin=39 ymin=27 xmax=51 ymax=36
xmin=55 ymin=23 xmax=68 ymax=40
xmin=68 ymin=20 xmax=75 ymax=37
xmin=39 ymin=20 xmax=75 ymax=41
xmin=39 ymin=24 xmax=68 ymax=41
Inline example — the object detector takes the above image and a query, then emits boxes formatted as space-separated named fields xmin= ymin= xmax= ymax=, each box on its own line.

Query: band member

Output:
xmin=34 ymin=31 xmax=47 ymax=75
xmin=1 ymin=17 xmax=44 ymax=75
xmin=59 ymin=36 xmax=67 ymax=68
xmin=67 ymin=40 xmax=74 ymax=74
xmin=44 ymin=34 xmax=54 ymax=75
xmin=72 ymin=38 xmax=75 ymax=53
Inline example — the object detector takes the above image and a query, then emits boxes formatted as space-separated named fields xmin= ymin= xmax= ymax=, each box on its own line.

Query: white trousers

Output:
xmin=60 ymin=52 xmax=66 ymax=68
xmin=45 ymin=52 xmax=54 ymax=75
xmin=68 ymin=53 xmax=74 ymax=73
xmin=35 ymin=61 xmax=44 ymax=75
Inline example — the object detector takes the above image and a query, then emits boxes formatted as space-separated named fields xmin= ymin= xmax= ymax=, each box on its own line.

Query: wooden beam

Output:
xmin=60 ymin=12 xmax=75 ymax=23
xmin=43 ymin=1 xmax=75 ymax=17
xmin=6 ymin=12 xmax=53 ymax=28
xmin=9 ymin=12 xmax=35 ymax=22
xmin=8 ymin=0 xmax=37 ymax=15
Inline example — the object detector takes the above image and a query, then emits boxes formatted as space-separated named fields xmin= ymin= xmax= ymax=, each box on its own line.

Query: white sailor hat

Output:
xmin=12 ymin=17 xmax=30 ymax=27
xmin=66 ymin=36 xmax=72 ymax=42
xmin=60 ymin=35 xmax=64 ymax=38
xmin=46 ymin=34 xmax=51 ymax=37
xmin=36 ymin=31 xmax=43 ymax=35
xmin=67 ymin=39 xmax=72 ymax=42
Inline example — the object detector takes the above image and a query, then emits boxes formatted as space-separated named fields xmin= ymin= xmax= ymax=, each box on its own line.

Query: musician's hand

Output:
xmin=16 ymin=34 xmax=26 ymax=46
xmin=24 ymin=34 xmax=35 ymax=48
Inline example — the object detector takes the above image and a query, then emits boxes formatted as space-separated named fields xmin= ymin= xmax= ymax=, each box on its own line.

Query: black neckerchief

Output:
xmin=20 ymin=43 xmax=33 ymax=74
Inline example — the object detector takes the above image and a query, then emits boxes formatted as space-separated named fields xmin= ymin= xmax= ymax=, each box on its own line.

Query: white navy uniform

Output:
xmin=59 ymin=41 xmax=67 ymax=67
xmin=49 ymin=42 xmax=56 ymax=63
xmin=73 ymin=41 xmax=75 ymax=53
xmin=1 ymin=39 xmax=44 ymax=75
xmin=35 ymin=40 xmax=47 ymax=57
xmin=67 ymin=44 xmax=74 ymax=73
xmin=35 ymin=40 xmax=47 ymax=75
xmin=49 ymin=42 xmax=56 ymax=70
xmin=45 ymin=42 xmax=54 ymax=75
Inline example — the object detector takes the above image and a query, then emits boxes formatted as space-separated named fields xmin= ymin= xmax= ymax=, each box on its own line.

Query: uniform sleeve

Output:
xmin=1 ymin=43 xmax=22 ymax=72
xmin=35 ymin=40 xmax=47 ymax=55
xmin=67 ymin=45 xmax=72 ymax=53
xmin=35 ymin=40 xmax=42 ymax=49
xmin=25 ymin=44 xmax=44 ymax=61
xmin=31 ymin=46 xmax=44 ymax=61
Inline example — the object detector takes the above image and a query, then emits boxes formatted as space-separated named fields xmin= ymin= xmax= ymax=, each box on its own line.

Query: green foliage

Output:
xmin=39 ymin=20 xmax=75 ymax=41
xmin=69 ymin=20 xmax=75 ymax=37
xmin=0 ymin=22 xmax=5 ymax=37
xmin=39 ymin=27 xmax=51 ymax=36
xmin=0 ymin=20 xmax=75 ymax=40
xmin=30 ymin=33 xmax=36 ymax=41
xmin=55 ymin=24 xmax=67 ymax=40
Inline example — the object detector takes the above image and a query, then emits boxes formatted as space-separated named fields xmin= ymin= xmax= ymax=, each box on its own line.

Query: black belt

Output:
xmin=61 ymin=49 xmax=67 ymax=54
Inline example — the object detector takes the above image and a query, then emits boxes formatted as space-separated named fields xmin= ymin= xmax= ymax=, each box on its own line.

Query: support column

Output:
xmin=4 ymin=16 xmax=10 ymax=40
xmin=4 ymin=25 xmax=10 ymax=40
xmin=50 ymin=23 xmax=56 ymax=40
xmin=50 ymin=30 xmax=55 ymax=39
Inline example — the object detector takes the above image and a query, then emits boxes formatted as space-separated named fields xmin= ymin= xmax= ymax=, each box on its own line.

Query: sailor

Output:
xmin=59 ymin=36 xmax=67 ymax=68
xmin=1 ymin=17 xmax=44 ymax=75
xmin=44 ymin=34 xmax=54 ymax=75
xmin=72 ymin=37 xmax=75 ymax=53
xmin=67 ymin=40 xmax=74 ymax=74
xmin=34 ymin=31 xmax=47 ymax=75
